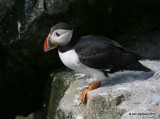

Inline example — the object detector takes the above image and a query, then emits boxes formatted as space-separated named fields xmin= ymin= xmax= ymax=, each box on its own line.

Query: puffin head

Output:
xmin=43 ymin=22 xmax=73 ymax=52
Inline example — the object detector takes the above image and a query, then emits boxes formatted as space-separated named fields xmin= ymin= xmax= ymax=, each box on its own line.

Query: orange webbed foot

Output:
xmin=81 ymin=81 xmax=101 ymax=103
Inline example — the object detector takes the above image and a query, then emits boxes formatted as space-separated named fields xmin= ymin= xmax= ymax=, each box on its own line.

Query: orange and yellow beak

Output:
xmin=43 ymin=34 xmax=57 ymax=52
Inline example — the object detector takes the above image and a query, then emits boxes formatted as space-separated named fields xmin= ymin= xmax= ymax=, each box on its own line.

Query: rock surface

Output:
xmin=50 ymin=60 xmax=160 ymax=119
xmin=47 ymin=71 xmax=78 ymax=119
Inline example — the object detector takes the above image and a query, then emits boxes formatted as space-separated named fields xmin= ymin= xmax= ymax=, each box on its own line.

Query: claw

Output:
xmin=81 ymin=81 xmax=101 ymax=103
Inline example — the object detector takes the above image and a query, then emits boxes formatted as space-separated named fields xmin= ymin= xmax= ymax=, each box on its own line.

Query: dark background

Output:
xmin=0 ymin=0 xmax=160 ymax=118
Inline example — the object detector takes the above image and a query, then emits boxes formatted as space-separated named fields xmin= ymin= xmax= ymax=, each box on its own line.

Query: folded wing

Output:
xmin=75 ymin=36 xmax=140 ymax=70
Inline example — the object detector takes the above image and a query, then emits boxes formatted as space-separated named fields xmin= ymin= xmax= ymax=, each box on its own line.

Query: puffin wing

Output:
xmin=75 ymin=36 xmax=139 ymax=69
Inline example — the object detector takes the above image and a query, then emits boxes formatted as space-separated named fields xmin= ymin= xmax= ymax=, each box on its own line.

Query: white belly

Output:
xmin=58 ymin=49 xmax=106 ymax=82
xmin=58 ymin=49 xmax=84 ymax=72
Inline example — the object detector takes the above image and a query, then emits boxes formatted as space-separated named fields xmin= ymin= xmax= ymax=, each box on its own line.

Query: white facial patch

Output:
xmin=51 ymin=29 xmax=73 ymax=46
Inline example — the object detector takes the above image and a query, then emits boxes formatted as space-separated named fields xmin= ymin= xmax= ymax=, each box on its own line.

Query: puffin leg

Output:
xmin=81 ymin=81 xmax=101 ymax=103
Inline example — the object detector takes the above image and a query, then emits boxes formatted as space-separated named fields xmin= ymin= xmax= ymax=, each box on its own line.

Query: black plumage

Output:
xmin=59 ymin=35 xmax=151 ymax=73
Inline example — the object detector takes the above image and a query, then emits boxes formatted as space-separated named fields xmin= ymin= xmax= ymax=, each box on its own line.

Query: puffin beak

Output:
xmin=43 ymin=34 xmax=57 ymax=52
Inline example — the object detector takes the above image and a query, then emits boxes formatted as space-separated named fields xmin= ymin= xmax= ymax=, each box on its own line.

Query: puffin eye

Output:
xmin=56 ymin=32 xmax=60 ymax=37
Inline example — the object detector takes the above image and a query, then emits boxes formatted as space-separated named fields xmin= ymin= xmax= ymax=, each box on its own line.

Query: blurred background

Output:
xmin=0 ymin=0 xmax=160 ymax=118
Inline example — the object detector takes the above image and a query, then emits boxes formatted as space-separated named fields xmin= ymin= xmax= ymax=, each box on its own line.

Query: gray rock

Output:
xmin=47 ymin=71 xmax=79 ymax=119
xmin=54 ymin=60 xmax=160 ymax=119
xmin=45 ymin=0 xmax=74 ymax=15
xmin=0 ymin=0 xmax=15 ymax=23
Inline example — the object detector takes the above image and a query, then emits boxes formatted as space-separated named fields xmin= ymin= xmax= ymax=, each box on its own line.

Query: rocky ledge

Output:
xmin=48 ymin=60 xmax=160 ymax=119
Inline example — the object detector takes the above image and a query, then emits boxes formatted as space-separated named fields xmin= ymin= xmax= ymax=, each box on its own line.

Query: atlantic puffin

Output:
xmin=43 ymin=22 xmax=151 ymax=103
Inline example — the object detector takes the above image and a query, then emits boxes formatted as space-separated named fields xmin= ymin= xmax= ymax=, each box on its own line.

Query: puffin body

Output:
xmin=44 ymin=22 xmax=151 ymax=103
xmin=58 ymin=49 xmax=106 ymax=82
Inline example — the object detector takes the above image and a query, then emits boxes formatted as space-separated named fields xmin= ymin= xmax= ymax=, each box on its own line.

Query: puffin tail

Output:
xmin=109 ymin=61 xmax=151 ymax=73
xmin=122 ymin=61 xmax=151 ymax=72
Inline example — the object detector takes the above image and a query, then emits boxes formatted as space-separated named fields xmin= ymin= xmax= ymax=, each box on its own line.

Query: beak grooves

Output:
xmin=43 ymin=34 xmax=57 ymax=52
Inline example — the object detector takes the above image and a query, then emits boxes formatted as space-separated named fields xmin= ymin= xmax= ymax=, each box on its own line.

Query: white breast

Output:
xmin=58 ymin=49 xmax=84 ymax=71
xmin=59 ymin=49 xmax=94 ymax=75
xmin=58 ymin=49 xmax=106 ymax=82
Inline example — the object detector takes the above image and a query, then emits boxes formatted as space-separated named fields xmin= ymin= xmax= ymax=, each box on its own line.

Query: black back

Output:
xmin=74 ymin=35 xmax=140 ymax=69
